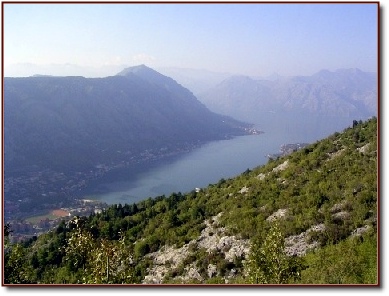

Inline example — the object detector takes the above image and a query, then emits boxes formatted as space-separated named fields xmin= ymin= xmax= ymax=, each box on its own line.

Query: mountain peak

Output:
xmin=116 ymin=64 xmax=155 ymax=76
xmin=116 ymin=64 xmax=172 ymax=84
xmin=116 ymin=65 xmax=188 ymax=94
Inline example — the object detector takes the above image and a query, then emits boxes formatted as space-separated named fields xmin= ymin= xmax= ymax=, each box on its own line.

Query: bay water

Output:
xmin=81 ymin=123 xmax=322 ymax=205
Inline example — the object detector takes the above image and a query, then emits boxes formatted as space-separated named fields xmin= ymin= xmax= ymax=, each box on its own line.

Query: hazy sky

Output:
xmin=4 ymin=2 xmax=378 ymax=77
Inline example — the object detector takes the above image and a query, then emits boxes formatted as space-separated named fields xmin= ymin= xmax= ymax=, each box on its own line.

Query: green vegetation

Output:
xmin=3 ymin=117 xmax=378 ymax=285
xmin=244 ymin=222 xmax=306 ymax=284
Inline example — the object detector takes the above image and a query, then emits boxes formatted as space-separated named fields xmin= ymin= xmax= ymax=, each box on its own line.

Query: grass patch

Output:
xmin=26 ymin=209 xmax=70 ymax=224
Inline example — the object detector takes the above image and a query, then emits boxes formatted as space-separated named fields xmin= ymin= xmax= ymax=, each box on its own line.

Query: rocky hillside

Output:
xmin=4 ymin=117 xmax=377 ymax=285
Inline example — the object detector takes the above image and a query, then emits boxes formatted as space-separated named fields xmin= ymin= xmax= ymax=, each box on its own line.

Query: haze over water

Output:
xmin=81 ymin=122 xmax=332 ymax=205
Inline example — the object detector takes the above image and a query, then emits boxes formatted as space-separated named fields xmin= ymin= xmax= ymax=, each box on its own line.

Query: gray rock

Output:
xmin=266 ymin=208 xmax=288 ymax=221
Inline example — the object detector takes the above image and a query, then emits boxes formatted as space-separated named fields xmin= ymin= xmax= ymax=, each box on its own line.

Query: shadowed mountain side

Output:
xmin=4 ymin=65 xmax=252 ymax=174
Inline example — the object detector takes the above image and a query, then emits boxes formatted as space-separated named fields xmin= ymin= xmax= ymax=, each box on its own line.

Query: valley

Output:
xmin=3 ymin=65 xmax=258 ymax=231
xmin=3 ymin=66 xmax=377 ymax=243
xmin=3 ymin=2 xmax=378 ymax=285
xmin=4 ymin=117 xmax=378 ymax=284
xmin=5 ymin=130 xmax=265 ymax=241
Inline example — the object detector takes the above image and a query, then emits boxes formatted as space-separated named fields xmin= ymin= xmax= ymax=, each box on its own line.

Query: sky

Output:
xmin=3 ymin=1 xmax=378 ymax=78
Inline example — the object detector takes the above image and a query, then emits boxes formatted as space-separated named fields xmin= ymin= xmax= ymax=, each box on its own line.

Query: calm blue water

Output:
xmin=81 ymin=124 xmax=316 ymax=205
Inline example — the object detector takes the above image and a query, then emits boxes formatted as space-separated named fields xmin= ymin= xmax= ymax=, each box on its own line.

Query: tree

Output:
xmin=245 ymin=222 xmax=305 ymax=284
xmin=87 ymin=235 xmax=134 ymax=284
xmin=63 ymin=222 xmax=95 ymax=275
xmin=4 ymin=243 xmax=35 ymax=284
xmin=63 ymin=217 xmax=134 ymax=284
xmin=4 ymin=224 xmax=34 ymax=284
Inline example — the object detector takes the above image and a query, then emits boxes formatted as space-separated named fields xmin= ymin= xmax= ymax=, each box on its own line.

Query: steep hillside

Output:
xmin=4 ymin=117 xmax=378 ymax=285
xmin=198 ymin=68 xmax=377 ymax=141
xmin=4 ymin=65 xmax=251 ymax=174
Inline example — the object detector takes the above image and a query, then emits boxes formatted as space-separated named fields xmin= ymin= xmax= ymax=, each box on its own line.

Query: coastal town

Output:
xmin=6 ymin=199 xmax=107 ymax=243
xmin=4 ymin=143 xmax=203 ymax=241
xmin=4 ymin=127 xmax=264 ymax=242
xmin=267 ymin=143 xmax=309 ymax=159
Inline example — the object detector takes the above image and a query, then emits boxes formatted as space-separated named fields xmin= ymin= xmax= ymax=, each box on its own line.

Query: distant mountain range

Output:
xmin=196 ymin=68 xmax=377 ymax=141
xmin=4 ymin=65 xmax=251 ymax=174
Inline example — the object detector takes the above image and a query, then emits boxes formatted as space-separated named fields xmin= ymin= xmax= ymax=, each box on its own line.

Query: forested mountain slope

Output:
xmin=4 ymin=65 xmax=250 ymax=174
xmin=4 ymin=117 xmax=378 ymax=285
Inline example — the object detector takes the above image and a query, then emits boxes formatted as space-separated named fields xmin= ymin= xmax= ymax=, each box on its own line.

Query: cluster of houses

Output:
xmin=7 ymin=199 xmax=106 ymax=243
